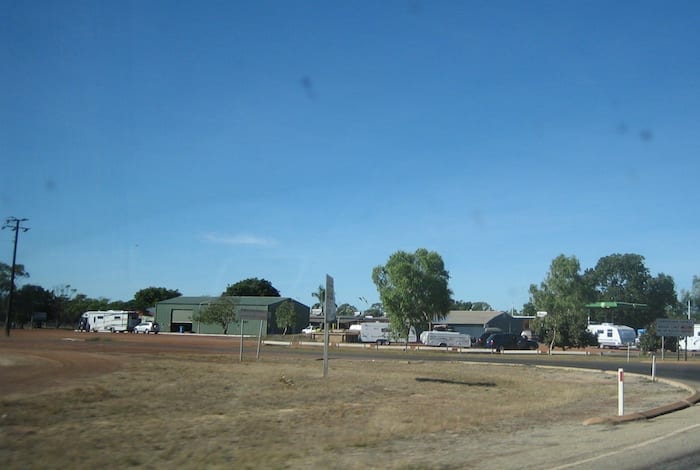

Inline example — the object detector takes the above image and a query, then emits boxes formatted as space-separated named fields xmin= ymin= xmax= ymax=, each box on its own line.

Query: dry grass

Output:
xmin=0 ymin=354 xmax=686 ymax=469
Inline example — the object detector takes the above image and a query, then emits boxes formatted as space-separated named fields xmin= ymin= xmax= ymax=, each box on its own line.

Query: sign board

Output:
xmin=536 ymin=311 xmax=548 ymax=318
xmin=656 ymin=318 xmax=694 ymax=337
xmin=325 ymin=274 xmax=336 ymax=322
xmin=239 ymin=309 xmax=268 ymax=321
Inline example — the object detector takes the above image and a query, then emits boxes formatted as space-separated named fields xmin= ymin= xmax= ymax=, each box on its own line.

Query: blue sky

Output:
xmin=2 ymin=1 xmax=699 ymax=311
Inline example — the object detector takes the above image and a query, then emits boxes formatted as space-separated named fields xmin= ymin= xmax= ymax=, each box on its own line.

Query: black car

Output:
xmin=485 ymin=333 xmax=539 ymax=352
xmin=474 ymin=331 xmax=500 ymax=347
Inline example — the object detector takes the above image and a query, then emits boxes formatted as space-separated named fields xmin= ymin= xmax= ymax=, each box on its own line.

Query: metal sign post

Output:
xmin=239 ymin=309 xmax=268 ymax=362
xmin=323 ymin=275 xmax=336 ymax=378
xmin=257 ymin=320 xmax=263 ymax=360
xmin=240 ymin=320 xmax=244 ymax=362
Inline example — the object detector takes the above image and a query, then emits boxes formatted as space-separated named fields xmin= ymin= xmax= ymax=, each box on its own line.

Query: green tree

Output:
xmin=133 ymin=287 xmax=181 ymax=311
xmin=451 ymin=300 xmax=493 ymax=311
xmin=451 ymin=300 xmax=473 ymax=310
xmin=364 ymin=302 xmax=384 ymax=317
xmin=192 ymin=297 xmax=238 ymax=334
xmin=222 ymin=278 xmax=280 ymax=297
xmin=275 ymin=300 xmax=297 ymax=335
xmin=0 ymin=262 xmax=29 ymax=297
xmin=679 ymin=275 xmax=700 ymax=320
xmin=529 ymin=255 xmax=596 ymax=350
xmin=336 ymin=303 xmax=358 ymax=317
xmin=372 ymin=249 xmax=452 ymax=345
xmin=50 ymin=284 xmax=77 ymax=328
xmin=585 ymin=254 xmax=649 ymax=304
xmin=107 ymin=299 xmax=136 ymax=311
xmin=1 ymin=262 xmax=29 ymax=322
xmin=584 ymin=253 xmax=678 ymax=329
xmin=471 ymin=301 xmax=493 ymax=311
xmin=14 ymin=284 xmax=54 ymax=327
xmin=646 ymin=274 xmax=678 ymax=321
xmin=521 ymin=302 xmax=537 ymax=317
xmin=638 ymin=323 xmax=664 ymax=353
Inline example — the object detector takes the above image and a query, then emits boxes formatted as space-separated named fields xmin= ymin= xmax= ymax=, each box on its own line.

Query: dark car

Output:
xmin=472 ymin=331 xmax=496 ymax=348
xmin=485 ymin=333 xmax=539 ymax=352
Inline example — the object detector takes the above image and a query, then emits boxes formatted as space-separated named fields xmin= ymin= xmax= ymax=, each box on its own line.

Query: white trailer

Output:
xmin=79 ymin=310 xmax=140 ymax=333
xmin=349 ymin=322 xmax=417 ymax=344
xmin=420 ymin=330 xmax=471 ymax=348
xmin=587 ymin=323 xmax=636 ymax=348
xmin=678 ymin=324 xmax=700 ymax=351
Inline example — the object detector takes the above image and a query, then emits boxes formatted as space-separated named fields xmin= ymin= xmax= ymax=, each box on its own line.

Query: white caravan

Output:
xmin=420 ymin=330 xmax=471 ymax=348
xmin=587 ymin=323 xmax=637 ymax=348
xmin=349 ymin=322 xmax=417 ymax=344
xmin=79 ymin=310 xmax=140 ymax=333
xmin=678 ymin=324 xmax=700 ymax=351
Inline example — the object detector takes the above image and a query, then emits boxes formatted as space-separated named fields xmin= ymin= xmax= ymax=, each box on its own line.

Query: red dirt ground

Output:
xmin=0 ymin=329 xmax=245 ymax=398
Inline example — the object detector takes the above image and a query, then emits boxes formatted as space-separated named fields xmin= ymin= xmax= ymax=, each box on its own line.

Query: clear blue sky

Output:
xmin=2 ymin=1 xmax=699 ymax=311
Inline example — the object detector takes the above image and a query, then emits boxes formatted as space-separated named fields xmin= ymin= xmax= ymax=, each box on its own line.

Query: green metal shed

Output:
xmin=155 ymin=296 xmax=310 ymax=336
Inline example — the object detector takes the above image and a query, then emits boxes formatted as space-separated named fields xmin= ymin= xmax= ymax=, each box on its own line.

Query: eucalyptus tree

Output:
xmin=372 ymin=248 xmax=452 ymax=345
xmin=192 ymin=297 xmax=238 ymax=334
xmin=275 ymin=300 xmax=297 ymax=335
xmin=529 ymin=255 xmax=596 ymax=350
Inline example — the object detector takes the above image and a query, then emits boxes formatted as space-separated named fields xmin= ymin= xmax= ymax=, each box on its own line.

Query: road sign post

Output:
xmin=323 ymin=274 xmax=335 ymax=378
xmin=239 ymin=309 xmax=268 ymax=362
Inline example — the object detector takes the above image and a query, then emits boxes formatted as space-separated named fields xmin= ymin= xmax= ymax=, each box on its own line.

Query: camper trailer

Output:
xmin=420 ymin=330 xmax=471 ymax=348
xmin=79 ymin=310 xmax=140 ymax=333
xmin=678 ymin=324 xmax=700 ymax=351
xmin=349 ymin=322 xmax=417 ymax=344
xmin=587 ymin=323 xmax=637 ymax=348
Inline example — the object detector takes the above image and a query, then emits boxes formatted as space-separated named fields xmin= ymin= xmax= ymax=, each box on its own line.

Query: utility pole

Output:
xmin=3 ymin=217 xmax=29 ymax=337
xmin=687 ymin=299 xmax=692 ymax=361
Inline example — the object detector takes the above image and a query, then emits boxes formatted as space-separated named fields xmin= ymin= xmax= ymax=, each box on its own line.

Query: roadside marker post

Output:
xmin=618 ymin=368 xmax=624 ymax=416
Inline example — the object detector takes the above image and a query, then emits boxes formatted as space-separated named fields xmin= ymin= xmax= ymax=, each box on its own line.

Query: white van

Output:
xmin=420 ymin=330 xmax=471 ymax=348
xmin=587 ymin=323 xmax=636 ymax=348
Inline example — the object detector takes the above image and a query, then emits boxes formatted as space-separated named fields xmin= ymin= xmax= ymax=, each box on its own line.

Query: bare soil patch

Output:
xmin=0 ymin=329 xmax=689 ymax=469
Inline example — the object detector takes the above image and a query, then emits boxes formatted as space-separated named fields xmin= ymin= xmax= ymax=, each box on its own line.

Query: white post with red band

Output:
xmin=618 ymin=368 xmax=624 ymax=416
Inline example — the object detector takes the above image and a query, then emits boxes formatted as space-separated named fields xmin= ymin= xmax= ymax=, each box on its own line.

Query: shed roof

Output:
xmin=157 ymin=296 xmax=308 ymax=308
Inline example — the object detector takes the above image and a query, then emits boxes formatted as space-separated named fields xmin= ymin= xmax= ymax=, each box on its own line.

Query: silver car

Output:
xmin=133 ymin=321 xmax=160 ymax=334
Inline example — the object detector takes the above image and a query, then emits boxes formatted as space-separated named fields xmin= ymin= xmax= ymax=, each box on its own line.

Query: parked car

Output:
xmin=301 ymin=325 xmax=319 ymax=334
xmin=134 ymin=321 xmax=160 ymax=334
xmin=485 ymin=333 xmax=538 ymax=352
xmin=474 ymin=330 xmax=501 ymax=347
